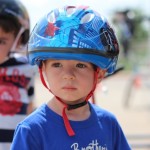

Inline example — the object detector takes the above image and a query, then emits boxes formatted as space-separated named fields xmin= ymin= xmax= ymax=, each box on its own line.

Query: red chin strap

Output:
xmin=38 ymin=66 xmax=99 ymax=136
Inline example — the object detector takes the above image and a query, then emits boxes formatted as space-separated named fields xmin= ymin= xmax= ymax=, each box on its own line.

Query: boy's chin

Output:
xmin=61 ymin=98 xmax=86 ymax=105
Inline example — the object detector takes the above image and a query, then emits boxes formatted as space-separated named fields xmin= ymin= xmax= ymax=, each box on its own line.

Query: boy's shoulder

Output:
xmin=0 ymin=56 xmax=37 ymax=77
xmin=18 ymin=104 xmax=47 ymax=128
xmin=90 ymin=103 xmax=117 ymax=121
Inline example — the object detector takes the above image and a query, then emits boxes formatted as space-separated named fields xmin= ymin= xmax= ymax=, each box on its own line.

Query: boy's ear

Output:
xmin=97 ymin=69 xmax=106 ymax=83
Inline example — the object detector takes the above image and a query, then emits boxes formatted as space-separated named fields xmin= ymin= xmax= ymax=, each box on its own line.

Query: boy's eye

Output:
xmin=51 ymin=63 xmax=62 ymax=67
xmin=0 ymin=40 xmax=6 ymax=45
xmin=76 ymin=63 xmax=86 ymax=68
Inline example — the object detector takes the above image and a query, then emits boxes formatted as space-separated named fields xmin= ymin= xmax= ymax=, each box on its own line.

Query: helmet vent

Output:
xmin=66 ymin=6 xmax=76 ymax=16
xmin=47 ymin=12 xmax=56 ymax=23
xmin=81 ymin=13 xmax=94 ymax=24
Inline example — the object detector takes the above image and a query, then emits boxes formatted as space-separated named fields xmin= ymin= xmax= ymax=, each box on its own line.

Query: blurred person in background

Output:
xmin=0 ymin=0 xmax=35 ymax=149
xmin=113 ymin=9 xmax=135 ymax=58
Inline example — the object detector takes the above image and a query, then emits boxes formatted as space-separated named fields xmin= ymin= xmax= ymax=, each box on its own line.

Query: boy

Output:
xmin=11 ymin=6 xmax=131 ymax=150
xmin=0 ymin=0 xmax=35 ymax=149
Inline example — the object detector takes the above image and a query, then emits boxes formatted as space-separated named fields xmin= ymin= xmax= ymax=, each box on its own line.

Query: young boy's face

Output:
xmin=42 ymin=59 xmax=104 ymax=104
xmin=0 ymin=27 xmax=15 ymax=63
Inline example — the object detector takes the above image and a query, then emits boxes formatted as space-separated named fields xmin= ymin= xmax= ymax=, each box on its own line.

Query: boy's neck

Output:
xmin=47 ymin=97 xmax=91 ymax=121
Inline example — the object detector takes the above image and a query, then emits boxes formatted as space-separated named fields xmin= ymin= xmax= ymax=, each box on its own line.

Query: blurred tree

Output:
xmin=134 ymin=11 xmax=149 ymax=41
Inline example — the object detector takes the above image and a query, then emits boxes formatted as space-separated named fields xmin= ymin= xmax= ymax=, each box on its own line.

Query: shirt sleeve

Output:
xmin=113 ymin=118 xmax=132 ymax=150
xmin=11 ymin=123 xmax=40 ymax=150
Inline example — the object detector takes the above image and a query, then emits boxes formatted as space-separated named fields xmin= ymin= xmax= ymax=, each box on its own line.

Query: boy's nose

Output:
xmin=63 ymin=68 xmax=75 ymax=80
xmin=63 ymin=75 xmax=75 ymax=80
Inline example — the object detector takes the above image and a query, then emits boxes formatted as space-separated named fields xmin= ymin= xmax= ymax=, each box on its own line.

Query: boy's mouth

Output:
xmin=62 ymin=86 xmax=77 ymax=90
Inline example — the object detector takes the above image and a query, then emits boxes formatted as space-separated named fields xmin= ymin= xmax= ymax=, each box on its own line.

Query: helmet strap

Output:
xmin=38 ymin=66 xmax=99 ymax=136
xmin=10 ymin=27 xmax=25 ymax=54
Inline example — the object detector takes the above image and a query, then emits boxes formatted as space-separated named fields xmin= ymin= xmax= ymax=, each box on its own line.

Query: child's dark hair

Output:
xmin=0 ymin=15 xmax=21 ymax=37
xmin=92 ymin=64 xmax=98 ymax=71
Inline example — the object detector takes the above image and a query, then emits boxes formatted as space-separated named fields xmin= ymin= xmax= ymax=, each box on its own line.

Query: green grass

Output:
xmin=118 ymin=40 xmax=149 ymax=72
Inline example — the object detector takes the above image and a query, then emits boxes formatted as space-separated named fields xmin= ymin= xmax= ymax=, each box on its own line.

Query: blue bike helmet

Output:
xmin=28 ymin=6 xmax=119 ymax=74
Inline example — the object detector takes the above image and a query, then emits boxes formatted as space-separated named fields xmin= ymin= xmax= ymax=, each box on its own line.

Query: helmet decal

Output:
xmin=28 ymin=6 xmax=119 ymax=74
xmin=45 ymin=22 xmax=59 ymax=37
xmin=100 ymin=27 xmax=119 ymax=53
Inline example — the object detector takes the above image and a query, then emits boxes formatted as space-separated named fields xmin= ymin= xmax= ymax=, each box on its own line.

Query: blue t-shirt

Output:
xmin=11 ymin=103 xmax=131 ymax=150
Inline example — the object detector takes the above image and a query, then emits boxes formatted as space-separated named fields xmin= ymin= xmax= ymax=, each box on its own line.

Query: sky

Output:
xmin=20 ymin=0 xmax=150 ymax=30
